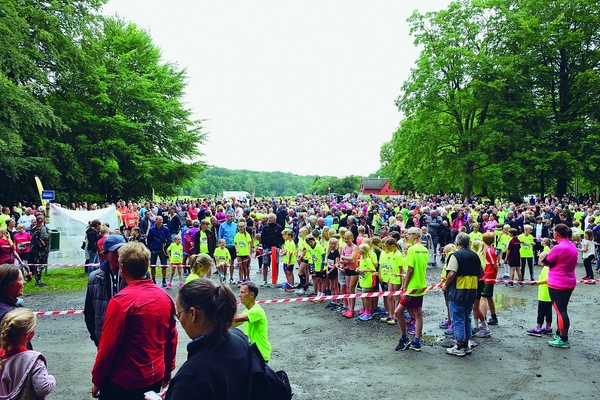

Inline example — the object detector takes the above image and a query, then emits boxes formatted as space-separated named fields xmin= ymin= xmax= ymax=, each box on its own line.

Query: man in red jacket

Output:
xmin=91 ymin=241 xmax=178 ymax=400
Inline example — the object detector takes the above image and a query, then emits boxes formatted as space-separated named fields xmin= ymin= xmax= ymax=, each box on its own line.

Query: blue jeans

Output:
xmin=449 ymin=301 xmax=473 ymax=342
xmin=432 ymin=236 xmax=439 ymax=258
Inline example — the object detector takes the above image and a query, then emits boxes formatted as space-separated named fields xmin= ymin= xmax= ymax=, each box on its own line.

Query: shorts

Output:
xmin=361 ymin=286 xmax=374 ymax=293
xmin=327 ymin=268 xmax=338 ymax=280
xmin=480 ymin=283 xmax=494 ymax=298
xmin=476 ymin=280 xmax=485 ymax=299
xmin=400 ymin=295 xmax=424 ymax=309
xmin=509 ymin=260 xmax=520 ymax=268
xmin=308 ymin=264 xmax=316 ymax=276
xmin=262 ymin=249 xmax=281 ymax=267
xmin=227 ymin=246 xmax=237 ymax=260
xmin=344 ymin=268 xmax=358 ymax=277
xmin=283 ymin=263 xmax=294 ymax=272
xmin=380 ymin=282 xmax=389 ymax=291
xmin=315 ymin=271 xmax=327 ymax=279
xmin=338 ymin=271 xmax=347 ymax=286
xmin=443 ymin=289 xmax=450 ymax=302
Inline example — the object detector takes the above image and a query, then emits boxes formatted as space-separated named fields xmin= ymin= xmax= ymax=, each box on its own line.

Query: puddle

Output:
xmin=494 ymin=293 xmax=527 ymax=310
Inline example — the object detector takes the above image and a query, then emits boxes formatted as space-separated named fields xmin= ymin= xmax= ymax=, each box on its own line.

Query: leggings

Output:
xmin=536 ymin=301 xmax=552 ymax=326
xmin=583 ymin=254 xmax=595 ymax=279
xmin=549 ymin=287 xmax=573 ymax=332
xmin=521 ymin=257 xmax=533 ymax=280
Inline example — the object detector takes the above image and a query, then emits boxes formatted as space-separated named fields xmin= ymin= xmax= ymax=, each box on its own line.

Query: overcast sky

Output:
xmin=102 ymin=0 xmax=453 ymax=178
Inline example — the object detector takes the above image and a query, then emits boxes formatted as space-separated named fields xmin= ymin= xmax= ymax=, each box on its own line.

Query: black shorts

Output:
xmin=227 ymin=246 xmax=237 ymax=260
xmin=327 ymin=268 xmax=338 ymax=280
xmin=476 ymin=280 xmax=485 ymax=299
xmin=480 ymin=283 xmax=494 ymax=298
xmin=344 ymin=268 xmax=358 ymax=276
xmin=315 ymin=271 xmax=327 ymax=279
xmin=308 ymin=264 xmax=316 ymax=276
xmin=380 ymin=282 xmax=389 ymax=291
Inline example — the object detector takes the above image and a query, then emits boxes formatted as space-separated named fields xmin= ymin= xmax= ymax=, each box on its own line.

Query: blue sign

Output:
xmin=41 ymin=190 xmax=55 ymax=201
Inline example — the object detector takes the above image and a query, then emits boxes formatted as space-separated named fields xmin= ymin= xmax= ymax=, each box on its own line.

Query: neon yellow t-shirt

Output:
xmin=243 ymin=304 xmax=272 ymax=361
xmin=283 ymin=240 xmax=297 ymax=265
xmin=167 ymin=243 xmax=183 ymax=264
xmin=213 ymin=247 xmax=231 ymax=264
xmin=469 ymin=231 xmax=483 ymax=242
xmin=405 ymin=243 xmax=428 ymax=297
xmin=358 ymin=256 xmax=376 ymax=289
xmin=518 ymin=234 xmax=534 ymax=258
xmin=305 ymin=243 xmax=325 ymax=272
xmin=234 ymin=232 xmax=252 ymax=257
xmin=537 ymin=266 xmax=551 ymax=302
xmin=498 ymin=233 xmax=511 ymax=252
xmin=198 ymin=231 xmax=209 ymax=254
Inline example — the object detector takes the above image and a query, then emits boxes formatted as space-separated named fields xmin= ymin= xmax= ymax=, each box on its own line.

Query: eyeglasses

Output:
xmin=174 ymin=309 xmax=186 ymax=320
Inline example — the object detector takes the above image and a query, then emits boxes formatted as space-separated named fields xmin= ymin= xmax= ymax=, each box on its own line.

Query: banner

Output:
xmin=47 ymin=204 xmax=119 ymax=267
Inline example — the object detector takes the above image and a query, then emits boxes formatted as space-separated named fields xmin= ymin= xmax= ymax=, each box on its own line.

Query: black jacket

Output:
xmin=165 ymin=330 xmax=250 ymax=400
xmin=261 ymin=223 xmax=284 ymax=249
xmin=194 ymin=228 xmax=217 ymax=257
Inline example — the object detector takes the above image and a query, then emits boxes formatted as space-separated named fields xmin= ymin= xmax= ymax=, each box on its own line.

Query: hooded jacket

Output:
xmin=84 ymin=260 xmax=127 ymax=346
xmin=0 ymin=351 xmax=55 ymax=400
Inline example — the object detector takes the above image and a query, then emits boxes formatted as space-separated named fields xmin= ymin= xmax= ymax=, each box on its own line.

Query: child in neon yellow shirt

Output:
xmin=166 ymin=235 xmax=184 ymax=289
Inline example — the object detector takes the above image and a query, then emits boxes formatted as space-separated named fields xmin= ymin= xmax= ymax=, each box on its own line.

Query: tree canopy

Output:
xmin=381 ymin=0 xmax=600 ymax=198
xmin=0 ymin=0 xmax=205 ymax=204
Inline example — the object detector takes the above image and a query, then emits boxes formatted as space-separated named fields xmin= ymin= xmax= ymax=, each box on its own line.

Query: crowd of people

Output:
xmin=0 ymin=191 xmax=593 ymax=398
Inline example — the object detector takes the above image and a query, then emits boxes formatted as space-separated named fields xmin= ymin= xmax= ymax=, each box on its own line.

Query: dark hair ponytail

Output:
xmin=178 ymin=279 xmax=237 ymax=347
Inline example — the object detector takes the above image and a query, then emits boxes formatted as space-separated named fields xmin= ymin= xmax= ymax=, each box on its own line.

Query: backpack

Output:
xmin=32 ymin=227 xmax=50 ymax=252
xmin=183 ymin=230 xmax=196 ymax=254
xmin=231 ymin=329 xmax=292 ymax=400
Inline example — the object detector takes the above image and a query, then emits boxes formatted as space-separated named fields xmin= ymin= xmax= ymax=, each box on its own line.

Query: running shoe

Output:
xmin=229 ymin=278 xmax=234 ymax=284
xmin=379 ymin=313 xmax=390 ymax=322
xmin=403 ymin=312 xmax=410 ymax=319
xmin=463 ymin=344 xmax=472 ymax=355
xmin=406 ymin=317 xmax=416 ymax=325
xmin=358 ymin=313 xmax=372 ymax=321
xmin=475 ymin=328 xmax=491 ymax=338
xmin=358 ymin=308 xmax=366 ymax=316
xmin=162 ymin=280 xmax=167 ymax=288
xmin=548 ymin=338 xmax=570 ymax=348
xmin=179 ymin=283 xmax=184 ymax=289
xmin=166 ymin=283 xmax=172 ymax=289
xmin=409 ymin=341 xmax=421 ymax=352
xmin=395 ymin=337 xmax=410 ymax=351
xmin=446 ymin=344 xmax=465 ymax=357
xmin=439 ymin=320 xmax=449 ymax=329
xmin=284 ymin=286 xmax=295 ymax=292
xmin=526 ymin=327 xmax=542 ymax=337
xmin=295 ymin=288 xmax=305 ymax=295
xmin=343 ymin=310 xmax=355 ymax=318
xmin=373 ymin=307 xmax=386 ymax=315
xmin=387 ymin=318 xmax=397 ymax=325
xmin=444 ymin=325 xmax=454 ymax=335
xmin=281 ymin=283 xmax=290 ymax=290
xmin=487 ymin=317 xmax=498 ymax=325
xmin=407 ymin=324 xmax=416 ymax=335
xmin=337 ymin=306 xmax=349 ymax=314
xmin=541 ymin=326 xmax=553 ymax=335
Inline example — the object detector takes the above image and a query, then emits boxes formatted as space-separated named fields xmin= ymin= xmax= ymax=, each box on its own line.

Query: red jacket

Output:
xmin=92 ymin=279 xmax=178 ymax=390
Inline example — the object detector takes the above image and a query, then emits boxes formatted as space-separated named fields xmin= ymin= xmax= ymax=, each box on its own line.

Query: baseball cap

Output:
xmin=104 ymin=234 xmax=126 ymax=252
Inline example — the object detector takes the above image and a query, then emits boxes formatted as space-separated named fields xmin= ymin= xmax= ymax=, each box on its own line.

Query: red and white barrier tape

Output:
xmin=33 ymin=284 xmax=442 ymax=317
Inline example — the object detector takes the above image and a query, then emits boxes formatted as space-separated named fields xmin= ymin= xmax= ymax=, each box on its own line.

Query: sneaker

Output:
xmin=281 ymin=283 xmax=290 ymax=290
xmin=444 ymin=325 xmax=454 ymax=335
xmin=409 ymin=341 xmax=422 ymax=352
xmin=153 ymin=279 xmax=157 ymax=285
xmin=162 ymin=280 xmax=167 ymax=288
xmin=395 ymin=337 xmax=410 ymax=351
xmin=261 ymin=280 xmax=268 ymax=287
xmin=343 ymin=310 xmax=355 ymax=318
xmin=295 ymin=288 xmax=305 ymax=295
xmin=439 ymin=320 xmax=449 ymax=329
xmin=358 ymin=308 xmax=366 ymax=316
xmin=487 ymin=317 xmax=498 ymax=326
xmin=463 ymin=344 xmax=472 ymax=355
xmin=373 ymin=307 xmax=386 ymax=315
xmin=541 ymin=326 xmax=553 ymax=335
xmin=475 ymin=328 xmax=491 ymax=338
xmin=526 ymin=327 xmax=542 ymax=337
xmin=166 ymin=283 xmax=172 ymax=289
xmin=406 ymin=317 xmax=416 ymax=325
xmin=229 ymin=278 xmax=234 ymax=284
xmin=358 ymin=313 xmax=372 ymax=321
xmin=407 ymin=325 xmax=416 ymax=335
xmin=179 ymin=283 xmax=184 ymax=288
xmin=387 ymin=318 xmax=397 ymax=325
xmin=446 ymin=344 xmax=466 ymax=357
xmin=284 ymin=286 xmax=295 ymax=292
xmin=256 ymin=269 xmax=262 ymax=274
xmin=338 ymin=306 xmax=349 ymax=314
xmin=379 ymin=313 xmax=390 ymax=322
xmin=548 ymin=338 xmax=570 ymax=348
xmin=553 ymin=331 xmax=560 ymax=340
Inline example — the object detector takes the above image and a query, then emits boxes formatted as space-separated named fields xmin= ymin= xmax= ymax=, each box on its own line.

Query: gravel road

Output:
xmin=24 ymin=262 xmax=600 ymax=400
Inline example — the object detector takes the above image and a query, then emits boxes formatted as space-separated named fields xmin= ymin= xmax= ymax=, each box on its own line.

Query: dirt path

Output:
xmin=25 ymin=264 xmax=600 ymax=399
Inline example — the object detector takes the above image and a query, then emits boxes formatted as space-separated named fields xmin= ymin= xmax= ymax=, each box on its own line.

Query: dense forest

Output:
xmin=1 ymin=1 xmax=205 ymax=205
xmin=381 ymin=0 xmax=600 ymax=199
xmin=180 ymin=168 xmax=363 ymax=198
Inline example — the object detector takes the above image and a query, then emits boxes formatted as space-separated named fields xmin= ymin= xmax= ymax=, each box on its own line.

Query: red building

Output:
xmin=359 ymin=178 xmax=400 ymax=196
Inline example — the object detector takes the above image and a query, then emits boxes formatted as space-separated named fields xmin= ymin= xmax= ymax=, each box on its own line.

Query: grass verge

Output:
xmin=26 ymin=267 xmax=88 ymax=293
